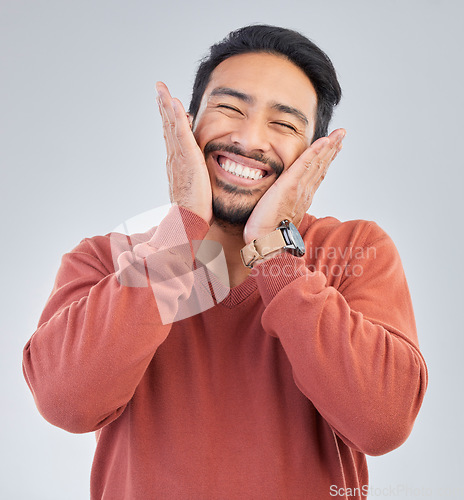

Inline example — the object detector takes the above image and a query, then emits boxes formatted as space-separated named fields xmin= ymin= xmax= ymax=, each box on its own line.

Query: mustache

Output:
xmin=203 ymin=142 xmax=284 ymax=176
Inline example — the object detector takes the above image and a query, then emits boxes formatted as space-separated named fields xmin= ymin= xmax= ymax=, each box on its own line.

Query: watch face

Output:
xmin=286 ymin=222 xmax=306 ymax=256
xmin=278 ymin=220 xmax=306 ymax=257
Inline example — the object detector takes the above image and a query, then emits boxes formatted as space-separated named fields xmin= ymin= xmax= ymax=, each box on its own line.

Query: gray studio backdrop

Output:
xmin=1 ymin=1 xmax=463 ymax=498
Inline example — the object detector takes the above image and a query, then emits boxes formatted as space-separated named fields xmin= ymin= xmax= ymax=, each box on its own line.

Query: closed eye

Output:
xmin=274 ymin=122 xmax=298 ymax=132
xmin=217 ymin=104 xmax=243 ymax=114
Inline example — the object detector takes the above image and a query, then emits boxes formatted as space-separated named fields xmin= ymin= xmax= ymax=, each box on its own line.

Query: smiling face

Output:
xmin=192 ymin=52 xmax=318 ymax=225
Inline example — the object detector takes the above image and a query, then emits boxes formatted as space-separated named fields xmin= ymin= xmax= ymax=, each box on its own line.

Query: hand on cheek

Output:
xmin=156 ymin=81 xmax=214 ymax=225
xmin=243 ymin=128 xmax=346 ymax=244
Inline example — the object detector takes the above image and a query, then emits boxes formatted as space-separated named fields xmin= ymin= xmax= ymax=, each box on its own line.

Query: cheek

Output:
xmin=193 ymin=114 xmax=232 ymax=148
xmin=276 ymin=141 xmax=308 ymax=170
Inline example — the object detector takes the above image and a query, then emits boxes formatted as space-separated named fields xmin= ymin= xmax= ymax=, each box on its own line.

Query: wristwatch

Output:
xmin=240 ymin=219 xmax=306 ymax=268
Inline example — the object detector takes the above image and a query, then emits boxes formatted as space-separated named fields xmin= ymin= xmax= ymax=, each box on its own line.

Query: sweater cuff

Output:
xmin=147 ymin=205 xmax=210 ymax=251
xmin=253 ymin=252 xmax=327 ymax=306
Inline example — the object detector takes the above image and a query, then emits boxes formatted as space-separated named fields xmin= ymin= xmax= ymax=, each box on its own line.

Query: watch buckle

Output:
xmin=240 ymin=240 xmax=262 ymax=269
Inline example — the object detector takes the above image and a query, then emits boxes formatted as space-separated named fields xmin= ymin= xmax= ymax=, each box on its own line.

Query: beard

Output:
xmin=212 ymin=188 xmax=255 ymax=226
xmin=204 ymin=141 xmax=284 ymax=226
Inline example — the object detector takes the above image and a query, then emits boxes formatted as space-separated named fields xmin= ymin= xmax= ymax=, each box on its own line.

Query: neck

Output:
xmin=204 ymin=218 xmax=251 ymax=288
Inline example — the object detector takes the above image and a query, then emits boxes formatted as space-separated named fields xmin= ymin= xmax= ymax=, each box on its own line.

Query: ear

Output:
xmin=186 ymin=112 xmax=194 ymax=130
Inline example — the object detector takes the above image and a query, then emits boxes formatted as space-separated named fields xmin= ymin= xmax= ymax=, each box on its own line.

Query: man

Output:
xmin=23 ymin=25 xmax=427 ymax=499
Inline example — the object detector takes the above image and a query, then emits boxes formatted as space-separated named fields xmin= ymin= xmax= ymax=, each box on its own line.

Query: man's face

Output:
xmin=192 ymin=52 xmax=318 ymax=225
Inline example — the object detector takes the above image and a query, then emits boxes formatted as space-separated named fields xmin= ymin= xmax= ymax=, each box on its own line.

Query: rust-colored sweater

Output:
xmin=23 ymin=207 xmax=427 ymax=499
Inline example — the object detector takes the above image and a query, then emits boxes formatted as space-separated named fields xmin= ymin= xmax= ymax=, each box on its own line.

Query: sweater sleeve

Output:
xmin=253 ymin=221 xmax=427 ymax=457
xmin=22 ymin=206 xmax=210 ymax=434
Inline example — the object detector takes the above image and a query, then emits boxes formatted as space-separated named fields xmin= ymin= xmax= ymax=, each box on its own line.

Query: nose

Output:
xmin=229 ymin=115 xmax=272 ymax=154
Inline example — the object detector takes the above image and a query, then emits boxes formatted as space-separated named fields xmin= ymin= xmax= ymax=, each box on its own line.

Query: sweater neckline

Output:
xmin=222 ymin=274 xmax=258 ymax=307
xmin=206 ymin=270 xmax=258 ymax=308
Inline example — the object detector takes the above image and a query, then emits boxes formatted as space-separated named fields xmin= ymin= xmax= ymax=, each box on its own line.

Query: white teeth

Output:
xmin=218 ymin=158 xmax=265 ymax=180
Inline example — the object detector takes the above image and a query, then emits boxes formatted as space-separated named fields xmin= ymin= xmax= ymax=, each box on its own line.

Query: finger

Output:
xmin=156 ymin=82 xmax=180 ymax=153
xmin=156 ymin=84 xmax=176 ymax=133
xmin=317 ymin=129 xmax=345 ymax=180
xmin=311 ymin=134 xmax=345 ymax=194
xmin=156 ymin=84 xmax=179 ymax=201
xmin=159 ymin=102 xmax=175 ymax=200
xmin=171 ymin=98 xmax=201 ymax=158
xmin=320 ymin=128 xmax=345 ymax=165
xmin=298 ymin=138 xmax=329 ymax=171
xmin=296 ymin=138 xmax=330 ymax=184
xmin=157 ymin=94 xmax=172 ymax=142
xmin=301 ymin=129 xmax=345 ymax=182
xmin=156 ymin=81 xmax=176 ymax=123
xmin=158 ymin=97 xmax=178 ymax=176
xmin=156 ymin=85 xmax=174 ymax=142
xmin=157 ymin=85 xmax=194 ymax=160
xmin=284 ymin=129 xmax=345 ymax=217
xmin=157 ymin=86 xmax=182 ymax=162
xmin=313 ymin=129 xmax=344 ymax=165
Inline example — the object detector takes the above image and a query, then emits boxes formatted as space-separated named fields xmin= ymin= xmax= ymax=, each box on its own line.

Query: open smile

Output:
xmin=212 ymin=151 xmax=272 ymax=185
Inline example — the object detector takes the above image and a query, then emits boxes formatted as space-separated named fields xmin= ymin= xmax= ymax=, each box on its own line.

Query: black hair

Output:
xmin=188 ymin=24 xmax=342 ymax=143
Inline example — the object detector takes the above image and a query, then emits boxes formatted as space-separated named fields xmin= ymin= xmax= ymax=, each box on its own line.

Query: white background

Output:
xmin=1 ymin=0 xmax=463 ymax=498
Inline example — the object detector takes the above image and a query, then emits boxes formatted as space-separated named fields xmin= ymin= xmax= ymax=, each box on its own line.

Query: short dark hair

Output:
xmin=188 ymin=24 xmax=342 ymax=143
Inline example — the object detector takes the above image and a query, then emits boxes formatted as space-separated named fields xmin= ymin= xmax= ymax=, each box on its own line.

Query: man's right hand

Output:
xmin=156 ymin=81 xmax=213 ymax=225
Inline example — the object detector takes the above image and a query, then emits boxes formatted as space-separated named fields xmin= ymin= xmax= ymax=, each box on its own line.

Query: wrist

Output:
xmin=250 ymin=248 xmax=286 ymax=266
xmin=176 ymin=204 xmax=213 ymax=227
xmin=240 ymin=220 xmax=306 ymax=269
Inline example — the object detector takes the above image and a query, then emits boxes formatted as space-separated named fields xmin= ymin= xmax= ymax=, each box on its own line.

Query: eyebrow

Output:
xmin=270 ymin=102 xmax=309 ymax=126
xmin=210 ymin=87 xmax=253 ymax=103
xmin=209 ymin=86 xmax=309 ymax=126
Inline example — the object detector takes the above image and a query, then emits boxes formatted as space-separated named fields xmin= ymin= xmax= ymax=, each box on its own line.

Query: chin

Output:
xmin=212 ymin=198 xmax=254 ymax=226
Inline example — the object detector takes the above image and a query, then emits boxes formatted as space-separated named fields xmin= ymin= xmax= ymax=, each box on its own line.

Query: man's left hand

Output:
xmin=243 ymin=128 xmax=346 ymax=245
